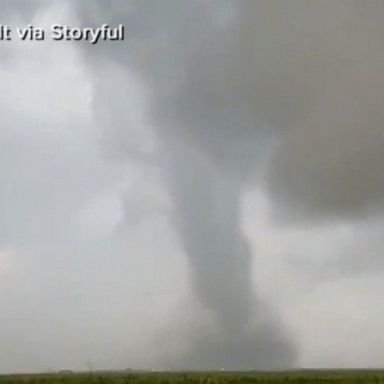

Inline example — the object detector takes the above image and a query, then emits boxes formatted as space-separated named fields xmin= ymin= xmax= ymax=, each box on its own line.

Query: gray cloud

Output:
xmin=2 ymin=0 xmax=384 ymax=373
xmin=239 ymin=1 xmax=384 ymax=221
xmin=76 ymin=0 xmax=384 ymax=221
xmin=71 ymin=0 xmax=384 ymax=369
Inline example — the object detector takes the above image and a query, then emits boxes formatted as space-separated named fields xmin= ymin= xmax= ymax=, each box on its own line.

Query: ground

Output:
xmin=1 ymin=371 xmax=384 ymax=384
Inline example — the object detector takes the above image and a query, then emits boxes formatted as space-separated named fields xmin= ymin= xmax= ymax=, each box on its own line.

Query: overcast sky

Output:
xmin=1 ymin=0 xmax=384 ymax=373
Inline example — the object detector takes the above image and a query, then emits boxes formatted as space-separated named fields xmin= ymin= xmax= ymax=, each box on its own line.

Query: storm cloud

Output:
xmin=1 ymin=0 xmax=384 ymax=373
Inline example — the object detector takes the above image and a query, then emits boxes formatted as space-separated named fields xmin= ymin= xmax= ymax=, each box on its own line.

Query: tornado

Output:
xmin=73 ymin=0 xmax=302 ymax=369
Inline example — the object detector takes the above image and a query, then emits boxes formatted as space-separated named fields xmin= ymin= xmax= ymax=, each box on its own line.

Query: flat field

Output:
xmin=1 ymin=371 xmax=384 ymax=384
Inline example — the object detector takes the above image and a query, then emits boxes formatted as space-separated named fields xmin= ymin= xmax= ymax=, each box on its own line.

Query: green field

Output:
xmin=1 ymin=371 xmax=384 ymax=384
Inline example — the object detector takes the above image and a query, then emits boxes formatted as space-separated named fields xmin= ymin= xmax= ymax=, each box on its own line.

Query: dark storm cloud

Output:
xmin=72 ymin=0 xmax=384 ymax=367
xmin=232 ymin=1 xmax=384 ymax=222
xmin=75 ymin=0 xmax=384 ymax=223
xmin=2 ymin=0 xmax=383 ymax=372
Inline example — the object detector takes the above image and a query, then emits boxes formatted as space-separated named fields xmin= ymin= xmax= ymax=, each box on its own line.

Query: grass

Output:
xmin=1 ymin=371 xmax=384 ymax=384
